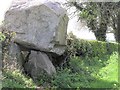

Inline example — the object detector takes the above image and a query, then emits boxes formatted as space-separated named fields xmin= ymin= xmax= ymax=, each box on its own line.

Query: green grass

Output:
xmin=2 ymin=69 xmax=36 ymax=88
xmin=50 ymin=51 xmax=119 ymax=89
xmin=89 ymin=52 xmax=118 ymax=88
xmin=2 ymin=52 xmax=119 ymax=89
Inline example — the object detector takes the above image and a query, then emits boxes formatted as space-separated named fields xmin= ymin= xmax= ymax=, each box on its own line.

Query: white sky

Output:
xmin=0 ymin=0 xmax=115 ymax=41
xmin=0 ymin=0 xmax=13 ymax=21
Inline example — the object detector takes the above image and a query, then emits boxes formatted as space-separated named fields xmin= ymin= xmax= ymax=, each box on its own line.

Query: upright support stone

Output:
xmin=24 ymin=51 xmax=56 ymax=79
xmin=0 ymin=43 xmax=2 ymax=70
xmin=3 ymin=43 xmax=24 ymax=70
xmin=0 ymin=43 xmax=2 ymax=88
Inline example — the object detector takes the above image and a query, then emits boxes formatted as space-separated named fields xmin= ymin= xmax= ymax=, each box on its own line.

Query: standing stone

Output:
xmin=4 ymin=0 xmax=69 ymax=55
xmin=24 ymin=51 xmax=56 ymax=79
xmin=4 ymin=43 xmax=23 ymax=70
xmin=0 ymin=41 xmax=2 ymax=89
xmin=0 ymin=43 xmax=2 ymax=69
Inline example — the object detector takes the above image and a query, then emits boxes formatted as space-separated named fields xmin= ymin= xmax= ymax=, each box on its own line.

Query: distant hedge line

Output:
xmin=67 ymin=33 xmax=119 ymax=57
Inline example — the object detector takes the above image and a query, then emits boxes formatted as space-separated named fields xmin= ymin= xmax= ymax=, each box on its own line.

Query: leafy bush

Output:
xmin=35 ymin=65 xmax=91 ymax=88
xmin=45 ymin=33 xmax=119 ymax=88
xmin=49 ymin=51 xmax=119 ymax=88
xmin=48 ymin=68 xmax=90 ymax=88
xmin=67 ymin=33 xmax=119 ymax=58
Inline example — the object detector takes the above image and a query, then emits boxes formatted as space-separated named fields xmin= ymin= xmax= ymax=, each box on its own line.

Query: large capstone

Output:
xmin=24 ymin=51 xmax=56 ymax=79
xmin=4 ymin=0 xmax=69 ymax=55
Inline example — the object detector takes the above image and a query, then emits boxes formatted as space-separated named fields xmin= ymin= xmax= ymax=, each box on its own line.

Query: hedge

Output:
xmin=67 ymin=33 xmax=119 ymax=57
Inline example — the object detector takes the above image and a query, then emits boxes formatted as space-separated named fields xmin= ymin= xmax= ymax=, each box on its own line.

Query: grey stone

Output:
xmin=0 ymin=43 xmax=2 ymax=70
xmin=4 ymin=0 xmax=69 ymax=55
xmin=6 ymin=43 xmax=23 ymax=70
xmin=21 ymin=51 xmax=30 ymax=63
xmin=24 ymin=51 xmax=56 ymax=79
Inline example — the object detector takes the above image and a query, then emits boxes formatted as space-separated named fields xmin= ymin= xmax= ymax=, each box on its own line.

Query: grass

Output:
xmin=2 ymin=69 xmax=36 ymax=89
xmin=2 ymin=51 xmax=118 ymax=89
xmin=89 ymin=52 xmax=118 ymax=88
xmin=49 ymin=51 xmax=119 ymax=89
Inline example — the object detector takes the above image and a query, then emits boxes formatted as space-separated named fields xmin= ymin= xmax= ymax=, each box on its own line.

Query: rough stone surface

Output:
xmin=7 ymin=43 xmax=23 ymax=70
xmin=0 ymin=43 xmax=2 ymax=70
xmin=24 ymin=51 xmax=56 ymax=79
xmin=4 ymin=0 xmax=69 ymax=55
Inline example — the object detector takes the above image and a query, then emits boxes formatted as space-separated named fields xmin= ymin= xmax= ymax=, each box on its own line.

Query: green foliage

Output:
xmin=73 ymin=52 xmax=118 ymax=88
xmin=2 ymin=69 xmax=36 ymax=88
xmin=36 ymin=34 xmax=119 ymax=88
xmin=80 ymin=3 xmax=97 ymax=22
xmin=49 ymin=51 xmax=119 ymax=88
xmin=35 ymin=71 xmax=54 ymax=88
xmin=67 ymin=33 xmax=118 ymax=58
xmin=51 ymin=65 xmax=91 ymax=88
xmin=0 ymin=32 xmax=5 ymax=42
xmin=69 ymin=2 xmax=119 ymax=41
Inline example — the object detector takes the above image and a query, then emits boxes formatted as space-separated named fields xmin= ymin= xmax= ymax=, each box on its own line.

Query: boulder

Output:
xmin=4 ymin=0 xmax=69 ymax=55
xmin=5 ymin=43 xmax=24 ymax=70
xmin=24 ymin=51 xmax=56 ymax=79
xmin=0 ymin=43 xmax=2 ymax=70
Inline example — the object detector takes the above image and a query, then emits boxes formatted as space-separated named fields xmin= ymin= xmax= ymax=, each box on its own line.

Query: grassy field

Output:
xmin=90 ymin=52 xmax=118 ymax=88
xmin=48 ymin=51 xmax=119 ymax=89
xmin=80 ymin=51 xmax=118 ymax=88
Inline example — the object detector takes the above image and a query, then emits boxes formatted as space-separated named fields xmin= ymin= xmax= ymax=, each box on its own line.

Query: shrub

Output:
xmin=49 ymin=51 xmax=119 ymax=88
xmin=67 ymin=33 xmax=118 ymax=58
xmin=50 ymin=68 xmax=90 ymax=88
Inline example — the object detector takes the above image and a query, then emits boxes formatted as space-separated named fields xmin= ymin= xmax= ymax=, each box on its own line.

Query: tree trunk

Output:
xmin=113 ymin=25 xmax=118 ymax=42
xmin=94 ymin=3 xmax=108 ymax=41
xmin=112 ymin=12 xmax=119 ymax=42
xmin=117 ymin=10 xmax=120 ymax=43
xmin=94 ymin=11 xmax=107 ymax=41
xmin=94 ymin=22 xmax=107 ymax=41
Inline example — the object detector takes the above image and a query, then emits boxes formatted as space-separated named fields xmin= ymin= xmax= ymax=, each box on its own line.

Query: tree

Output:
xmin=117 ymin=9 xmax=120 ymax=43
xmin=108 ymin=2 xmax=120 ymax=42
xmin=66 ymin=1 xmax=120 ymax=42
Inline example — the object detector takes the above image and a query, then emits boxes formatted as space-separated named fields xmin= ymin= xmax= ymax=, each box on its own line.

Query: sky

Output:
xmin=0 ymin=0 xmax=115 ymax=41
xmin=0 ymin=0 xmax=13 ymax=21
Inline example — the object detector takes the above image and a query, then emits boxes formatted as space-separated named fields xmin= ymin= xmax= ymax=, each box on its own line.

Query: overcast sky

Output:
xmin=0 ymin=0 xmax=13 ymax=21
